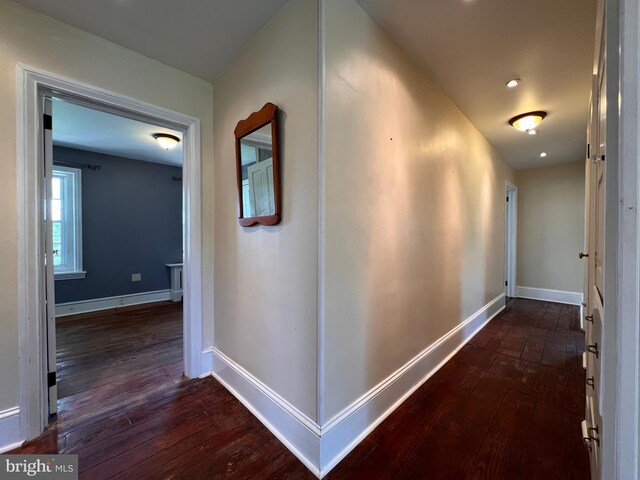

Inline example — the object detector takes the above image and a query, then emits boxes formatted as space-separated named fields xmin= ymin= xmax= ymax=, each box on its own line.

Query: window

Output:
xmin=52 ymin=166 xmax=84 ymax=279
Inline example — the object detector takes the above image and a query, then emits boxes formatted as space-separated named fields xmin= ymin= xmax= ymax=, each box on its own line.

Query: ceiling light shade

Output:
xmin=540 ymin=152 xmax=547 ymax=157
xmin=506 ymin=78 xmax=521 ymax=88
xmin=153 ymin=133 xmax=180 ymax=150
xmin=508 ymin=111 xmax=547 ymax=133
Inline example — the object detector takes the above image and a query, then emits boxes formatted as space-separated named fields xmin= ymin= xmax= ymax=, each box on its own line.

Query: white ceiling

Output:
xmin=52 ymin=99 xmax=183 ymax=166
xmin=357 ymin=0 xmax=598 ymax=169
xmin=10 ymin=0 xmax=289 ymax=81
xmin=16 ymin=0 xmax=597 ymax=170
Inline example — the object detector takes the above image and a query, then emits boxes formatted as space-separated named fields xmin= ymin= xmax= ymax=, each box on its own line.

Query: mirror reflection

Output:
xmin=239 ymin=124 xmax=275 ymax=218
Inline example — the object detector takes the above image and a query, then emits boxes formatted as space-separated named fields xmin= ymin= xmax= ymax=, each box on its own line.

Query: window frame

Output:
xmin=52 ymin=165 xmax=85 ymax=280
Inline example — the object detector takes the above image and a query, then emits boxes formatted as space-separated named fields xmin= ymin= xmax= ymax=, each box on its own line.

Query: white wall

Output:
xmin=0 ymin=0 xmax=213 ymax=413
xmin=322 ymin=0 xmax=515 ymax=421
xmin=515 ymin=160 xmax=585 ymax=293
xmin=212 ymin=0 xmax=319 ymax=420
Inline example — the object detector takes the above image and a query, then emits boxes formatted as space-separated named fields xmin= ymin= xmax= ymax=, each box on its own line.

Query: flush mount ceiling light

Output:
xmin=540 ymin=152 xmax=548 ymax=157
xmin=506 ymin=78 xmax=521 ymax=88
xmin=508 ymin=111 xmax=547 ymax=134
xmin=153 ymin=133 xmax=180 ymax=150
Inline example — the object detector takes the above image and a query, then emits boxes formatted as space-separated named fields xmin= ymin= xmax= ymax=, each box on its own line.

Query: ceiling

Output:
xmin=15 ymin=0 xmax=597 ymax=170
xmin=357 ymin=0 xmax=598 ymax=169
xmin=52 ymin=99 xmax=183 ymax=166
xmin=10 ymin=0 xmax=289 ymax=81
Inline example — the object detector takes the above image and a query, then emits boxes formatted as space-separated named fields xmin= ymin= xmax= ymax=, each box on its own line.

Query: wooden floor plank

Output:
xmin=10 ymin=299 xmax=589 ymax=480
xmin=467 ymin=389 xmax=536 ymax=479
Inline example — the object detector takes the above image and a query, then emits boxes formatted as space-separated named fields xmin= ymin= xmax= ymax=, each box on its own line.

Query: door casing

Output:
xmin=505 ymin=181 xmax=517 ymax=299
xmin=16 ymin=64 xmax=204 ymax=441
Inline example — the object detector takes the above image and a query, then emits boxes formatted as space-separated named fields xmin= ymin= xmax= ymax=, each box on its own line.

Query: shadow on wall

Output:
xmin=324 ymin=0 xmax=511 ymax=422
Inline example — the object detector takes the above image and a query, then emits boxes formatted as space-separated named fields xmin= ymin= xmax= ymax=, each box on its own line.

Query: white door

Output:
xmin=247 ymin=157 xmax=274 ymax=217
xmin=43 ymin=96 xmax=58 ymax=415
xmin=583 ymin=41 xmax=606 ymax=479
xmin=504 ymin=183 xmax=517 ymax=298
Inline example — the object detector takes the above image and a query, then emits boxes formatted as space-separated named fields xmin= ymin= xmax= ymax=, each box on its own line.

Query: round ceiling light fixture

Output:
xmin=508 ymin=111 xmax=547 ymax=134
xmin=540 ymin=152 xmax=548 ymax=157
xmin=153 ymin=133 xmax=181 ymax=150
xmin=506 ymin=78 xmax=521 ymax=88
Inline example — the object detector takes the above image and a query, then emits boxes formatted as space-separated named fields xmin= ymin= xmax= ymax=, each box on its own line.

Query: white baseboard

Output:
xmin=317 ymin=293 xmax=505 ymax=476
xmin=0 ymin=407 xmax=22 ymax=453
xmin=55 ymin=289 xmax=171 ymax=317
xmin=201 ymin=347 xmax=214 ymax=378
xmin=210 ymin=348 xmax=321 ymax=477
xmin=516 ymin=286 xmax=583 ymax=305
xmin=202 ymin=293 xmax=505 ymax=478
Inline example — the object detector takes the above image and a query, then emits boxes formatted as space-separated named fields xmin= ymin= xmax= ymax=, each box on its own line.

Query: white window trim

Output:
xmin=52 ymin=165 xmax=85 ymax=279
xmin=55 ymin=271 xmax=87 ymax=280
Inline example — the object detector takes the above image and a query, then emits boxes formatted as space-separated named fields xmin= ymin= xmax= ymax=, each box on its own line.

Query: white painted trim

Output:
xmin=54 ymin=271 xmax=87 ymax=280
xmin=181 ymin=111 xmax=204 ymax=380
xmin=0 ymin=407 xmax=22 ymax=453
xmin=505 ymin=181 xmax=518 ymax=298
xmin=16 ymin=65 xmax=204 ymax=443
xmin=210 ymin=348 xmax=321 ymax=477
xmin=55 ymin=289 xmax=172 ymax=317
xmin=317 ymin=293 xmax=505 ymax=476
xmin=613 ymin=0 xmax=640 ymax=477
xmin=200 ymin=347 xmax=214 ymax=378
xmin=515 ymin=285 xmax=583 ymax=305
xmin=204 ymin=294 xmax=505 ymax=478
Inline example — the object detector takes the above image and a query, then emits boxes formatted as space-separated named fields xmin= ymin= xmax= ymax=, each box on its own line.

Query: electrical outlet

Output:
xmin=131 ymin=273 xmax=141 ymax=282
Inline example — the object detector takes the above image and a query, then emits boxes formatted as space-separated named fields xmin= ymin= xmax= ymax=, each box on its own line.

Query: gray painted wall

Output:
xmin=54 ymin=146 xmax=182 ymax=303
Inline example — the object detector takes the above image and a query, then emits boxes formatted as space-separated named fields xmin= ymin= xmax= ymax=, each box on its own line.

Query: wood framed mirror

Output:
xmin=234 ymin=102 xmax=281 ymax=227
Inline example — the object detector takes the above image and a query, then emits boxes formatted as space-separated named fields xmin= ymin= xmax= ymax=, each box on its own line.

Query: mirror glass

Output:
xmin=239 ymin=124 xmax=275 ymax=218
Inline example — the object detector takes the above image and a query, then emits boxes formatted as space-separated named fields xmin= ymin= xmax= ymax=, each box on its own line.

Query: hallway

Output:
xmin=328 ymin=298 xmax=589 ymax=479
xmin=12 ymin=298 xmax=589 ymax=478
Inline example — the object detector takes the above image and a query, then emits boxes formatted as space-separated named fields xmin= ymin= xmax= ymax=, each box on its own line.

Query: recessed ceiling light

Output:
xmin=506 ymin=78 xmax=521 ymax=88
xmin=509 ymin=111 xmax=547 ymax=134
xmin=527 ymin=129 xmax=538 ymax=135
xmin=540 ymin=152 xmax=547 ymax=157
xmin=153 ymin=133 xmax=180 ymax=150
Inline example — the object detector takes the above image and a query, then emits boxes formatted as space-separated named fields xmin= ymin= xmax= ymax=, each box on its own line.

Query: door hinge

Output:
xmin=505 ymin=281 xmax=508 ymax=286
xmin=587 ymin=143 xmax=590 ymax=159
xmin=582 ymin=421 xmax=600 ymax=451
xmin=506 ymin=196 xmax=509 ymax=202
xmin=586 ymin=342 xmax=599 ymax=359
xmin=43 ymin=113 xmax=52 ymax=131
xmin=47 ymin=371 xmax=56 ymax=388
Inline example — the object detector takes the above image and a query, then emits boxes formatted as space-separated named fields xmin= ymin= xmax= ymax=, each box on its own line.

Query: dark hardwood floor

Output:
xmin=328 ymin=298 xmax=589 ymax=479
xmin=55 ymin=301 xmax=185 ymax=423
xmin=11 ymin=298 xmax=590 ymax=479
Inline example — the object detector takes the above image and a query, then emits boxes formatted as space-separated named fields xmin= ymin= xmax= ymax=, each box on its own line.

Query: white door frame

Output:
xmin=505 ymin=180 xmax=518 ymax=298
xmin=608 ymin=0 xmax=640 ymax=477
xmin=16 ymin=64 xmax=203 ymax=441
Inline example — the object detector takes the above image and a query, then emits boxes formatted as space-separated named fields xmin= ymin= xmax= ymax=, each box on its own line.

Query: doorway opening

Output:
xmin=46 ymin=96 xmax=186 ymax=418
xmin=17 ymin=66 xmax=203 ymax=441
xmin=505 ymin=181 xmax=518 ymax=300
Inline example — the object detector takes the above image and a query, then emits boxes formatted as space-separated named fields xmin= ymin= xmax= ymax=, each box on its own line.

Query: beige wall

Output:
xmin=212 ymin=0 xmax=318 ymax=419
xmin=322 ymin=0 xmax=515 ymax=420
xmin=516 ymin=161 xmax=585 ymax=292
xmin=0 ymin=0 xmax=213 ymax=412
